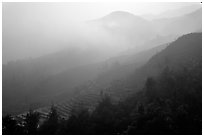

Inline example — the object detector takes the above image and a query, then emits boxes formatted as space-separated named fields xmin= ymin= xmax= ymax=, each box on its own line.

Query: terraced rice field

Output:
xmin=14 ymin=92 xmax=102 ymax=123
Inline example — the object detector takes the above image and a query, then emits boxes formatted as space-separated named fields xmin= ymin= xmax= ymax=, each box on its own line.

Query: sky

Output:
xmin=3 ymin=2 xmax=201 ymax=22
xmin=2 ymin=2 xmax=201 ymax=64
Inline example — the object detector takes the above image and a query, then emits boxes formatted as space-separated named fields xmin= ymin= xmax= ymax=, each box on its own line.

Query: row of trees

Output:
xmin=3 ymin=65 xmax=202 ymax=135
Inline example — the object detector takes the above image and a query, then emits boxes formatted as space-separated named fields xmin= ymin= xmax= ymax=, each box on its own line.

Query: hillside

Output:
xmin=127 ymin=33 xmax=202 ymax=89
xmin=152 ymin=8 xmax=202 ymax=36
xmin=3 ymin=40 xmax=167 ymax=115
xmin=16 ymin=33 xmax=202 ymax=120
xmin=5 ymin=32 xmax=202 ymax=135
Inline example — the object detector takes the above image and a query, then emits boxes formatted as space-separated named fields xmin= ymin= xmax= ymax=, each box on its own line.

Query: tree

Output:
xmin=2 ymin=115 xmax=24 ymax=135
xmin=145 ymin=77 xmax=157 ymax=100
xmin=38 ymin=105 xmax=59 ymax=134
xmin=24 ymin=110 xmax=40 ymax=134
xmin=91 ymin=95 xmax=116 ymax=134
xmin=64 ymin=108 xmax=91 ymax=135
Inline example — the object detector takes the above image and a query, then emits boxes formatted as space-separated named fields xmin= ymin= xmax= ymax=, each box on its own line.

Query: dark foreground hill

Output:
xmin=126 ymin=32 xmax=202 ymax=89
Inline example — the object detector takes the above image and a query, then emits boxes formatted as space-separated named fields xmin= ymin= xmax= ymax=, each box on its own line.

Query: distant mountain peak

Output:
xmin=107 ymin=11 xmax=136 ymax=17
xmin=101 ymin=11 xmax=145 ymax=21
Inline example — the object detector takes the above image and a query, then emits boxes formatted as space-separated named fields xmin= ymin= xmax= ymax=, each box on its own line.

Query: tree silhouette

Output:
xmin=24 ymin=109 xmax=40 ymax=134
xmin=64 ymin=108 xmax=91 ymax=134
xmin=2 ymin=115 xmax=24 ymax=134
xmin=38 ymin=105 xmax=59 ymax=134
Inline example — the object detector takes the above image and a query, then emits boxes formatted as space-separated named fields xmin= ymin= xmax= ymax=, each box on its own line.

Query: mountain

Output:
xmin=143 ymin=4 xmax=201 ymax=20
xmin=3 ymin=10 xmax=201 ymax=117
xmin=6 ymin=32 xmax=201 ymax=135
xmin=157 ymin=5 xmax=201 ymax=19
xmin=96 ymin=33 xmax=201 ymax=135
xmin=2 ymin=39 xmax=167 ymax=115
xmin=69 ymin=43 xmax=167 ymax=95
xmin=11 ymin=43 xmax=168 ymax=120
xmin=15 ymin=33 xmax=201 ymax=125
xmin=90 ymin=33 xmax=202 ymax=101
xmin=152 ymin=8 xmax=202 ymax=36
xmin=127 ymin=33 xmax=202 ymax=90
xmin=2 ymin=45 xmax=114 ymax=115
xmin=89 ymin=11 xmax=157 ymax=48
xmin=4 ymin=9 xmax=176 ymax=115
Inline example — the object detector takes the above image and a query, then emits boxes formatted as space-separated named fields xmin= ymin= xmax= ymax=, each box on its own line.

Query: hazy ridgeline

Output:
xmin=2 ymin=3 xmax=202 ymax=135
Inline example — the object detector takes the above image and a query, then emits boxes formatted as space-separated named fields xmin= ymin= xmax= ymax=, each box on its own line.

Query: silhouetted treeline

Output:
xmin=3 ymin=64 xmax=201 ymax=135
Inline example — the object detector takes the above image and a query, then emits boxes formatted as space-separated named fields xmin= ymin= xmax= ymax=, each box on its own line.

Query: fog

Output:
xmin=2 ymin=2 xmax=201 ymax=64
xmin=2 ymin=2 xmax=202 ymax=119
